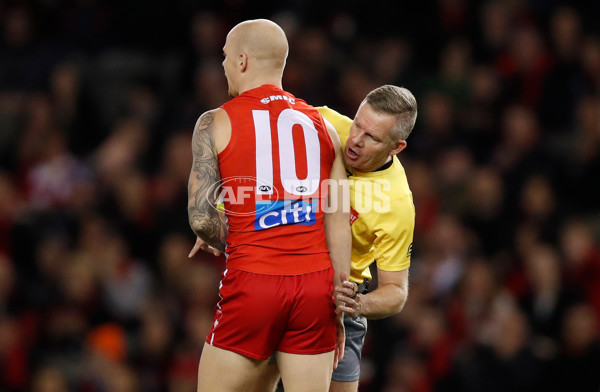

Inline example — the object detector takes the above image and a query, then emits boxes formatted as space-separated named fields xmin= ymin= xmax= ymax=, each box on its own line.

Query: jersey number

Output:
xmin=252 ymin=109 xmax=321 ymax=196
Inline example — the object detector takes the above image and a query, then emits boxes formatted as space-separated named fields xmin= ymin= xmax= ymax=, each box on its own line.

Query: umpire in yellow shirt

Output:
xmin=317 ymin=85 xmax=416 ymax=392
xmin=189 ymin=85 xmax=417 ymax=392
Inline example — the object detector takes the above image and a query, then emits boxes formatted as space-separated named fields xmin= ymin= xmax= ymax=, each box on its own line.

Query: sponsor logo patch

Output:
xmin=254 ymin=199 xmax=317 ymax=230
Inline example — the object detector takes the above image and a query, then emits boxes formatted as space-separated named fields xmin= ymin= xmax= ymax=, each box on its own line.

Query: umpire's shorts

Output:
xmin=331 ymin=314 xmax=368 ymax=382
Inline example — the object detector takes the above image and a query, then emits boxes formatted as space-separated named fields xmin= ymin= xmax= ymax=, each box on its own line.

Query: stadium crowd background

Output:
xmin=0 ymin=0 xmax=599 ymax=391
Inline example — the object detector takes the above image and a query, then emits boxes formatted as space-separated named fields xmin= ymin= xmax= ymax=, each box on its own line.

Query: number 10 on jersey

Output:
xmin=253 ymin=109 xmax=321 ymax=197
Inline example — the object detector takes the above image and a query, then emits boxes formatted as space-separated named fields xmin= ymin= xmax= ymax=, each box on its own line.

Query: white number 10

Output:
xmin=252 ymin=109 xmax=321 ymax=196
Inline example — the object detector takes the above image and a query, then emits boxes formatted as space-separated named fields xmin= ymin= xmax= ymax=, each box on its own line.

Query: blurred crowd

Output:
xmin=0 ymin=0 xmax=599 ymax=391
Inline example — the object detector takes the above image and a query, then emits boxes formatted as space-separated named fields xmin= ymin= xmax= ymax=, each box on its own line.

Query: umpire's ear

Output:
xmin=390 ymin=140 xmax=407 ymax=156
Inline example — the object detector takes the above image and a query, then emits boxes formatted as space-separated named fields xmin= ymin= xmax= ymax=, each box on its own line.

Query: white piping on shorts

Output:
xmin=210 ymin=268 xmax=228 ymax=345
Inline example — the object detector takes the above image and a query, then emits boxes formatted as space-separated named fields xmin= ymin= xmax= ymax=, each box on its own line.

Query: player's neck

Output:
xmin=238 ymin=75 xmax=283 ymax=95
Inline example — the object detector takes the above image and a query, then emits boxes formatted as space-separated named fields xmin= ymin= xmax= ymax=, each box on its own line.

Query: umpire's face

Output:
xmin=344 ymin=103 xmax=406 ymax=173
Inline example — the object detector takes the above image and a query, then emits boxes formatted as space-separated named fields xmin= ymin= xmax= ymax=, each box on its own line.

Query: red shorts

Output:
xmin=206 ymin=266 xmax=337 ymax=360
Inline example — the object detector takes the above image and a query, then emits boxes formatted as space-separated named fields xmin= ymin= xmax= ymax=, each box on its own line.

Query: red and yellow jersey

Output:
xmin=218 ymin=85 xmax=335 ymax=275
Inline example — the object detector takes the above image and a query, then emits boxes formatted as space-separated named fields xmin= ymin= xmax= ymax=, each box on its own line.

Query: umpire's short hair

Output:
xmin=363 ymin=85 xmax=418 ymax=142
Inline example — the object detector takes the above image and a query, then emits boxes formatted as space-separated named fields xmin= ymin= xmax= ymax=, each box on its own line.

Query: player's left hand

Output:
xmin=334 ymin=280 xmax=363 ymax=317
xmin=188 ymin=236 xmax=222 ymax=257
xmin=333 ymin=315 xmax=345 ymax=369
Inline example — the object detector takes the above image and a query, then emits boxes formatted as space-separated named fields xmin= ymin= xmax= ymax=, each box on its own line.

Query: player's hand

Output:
xmin=334 ymin=273 xmax=363 ymax=317
xmin=188 ymin=236 xmax=222 ymax=257
xmin=333 ymin=314 xmax=345 ymax=369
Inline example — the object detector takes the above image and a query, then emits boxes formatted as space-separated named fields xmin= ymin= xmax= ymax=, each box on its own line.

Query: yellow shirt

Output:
xmin=317 ymin=106 xmax=415 ymax=283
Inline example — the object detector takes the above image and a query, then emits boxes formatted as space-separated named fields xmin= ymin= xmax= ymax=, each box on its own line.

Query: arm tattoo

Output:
xmin=187 ymin=112 xmax=227 ymax=251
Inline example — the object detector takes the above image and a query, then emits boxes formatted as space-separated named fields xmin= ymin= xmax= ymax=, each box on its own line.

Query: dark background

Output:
xmin=0 ymin=0 xmax=600 ymax=391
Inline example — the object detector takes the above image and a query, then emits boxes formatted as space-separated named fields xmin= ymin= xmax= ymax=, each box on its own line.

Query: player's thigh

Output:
xmin=329 ymin=380 xmax=359 ymax=392
xmin=208 ymin=269 xmax=290 ymax=360
xmin=197 ymin=343 xmax=269 ymax=392
xmin=249 ymin=360 xmax=280 ymax=392
xmin=276 ymin=350 xmax=335 ymax=392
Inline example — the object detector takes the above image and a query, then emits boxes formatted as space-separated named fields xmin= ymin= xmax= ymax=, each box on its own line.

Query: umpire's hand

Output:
xmin=334 ymin=275 xmax=363 ymax=318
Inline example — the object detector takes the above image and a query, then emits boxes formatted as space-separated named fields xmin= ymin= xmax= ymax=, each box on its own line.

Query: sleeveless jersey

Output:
xmin=218 ymin=85 xmax=335 ymax=275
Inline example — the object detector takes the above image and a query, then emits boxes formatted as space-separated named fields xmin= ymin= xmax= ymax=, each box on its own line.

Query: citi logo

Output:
xmin=254 ymin=199 xmax=316 ymax=230
xmin=260 ymin=95 xmax=296 ymax=104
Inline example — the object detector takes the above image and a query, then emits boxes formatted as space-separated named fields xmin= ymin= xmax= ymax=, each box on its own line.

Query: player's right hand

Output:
xmin=333 ymin=315 xmax=345 ymax=369
xmin=188 ymin=236 xmax=222 ymax=257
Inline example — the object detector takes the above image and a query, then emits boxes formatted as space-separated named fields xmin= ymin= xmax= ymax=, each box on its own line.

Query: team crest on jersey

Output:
xmin=349 ymin=206 xmax=359 ymax=226
xmin=254 ymin=199 xmax=316 ymax=230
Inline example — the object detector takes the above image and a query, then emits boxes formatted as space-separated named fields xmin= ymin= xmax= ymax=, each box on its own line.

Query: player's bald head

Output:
xmin=226 ymin=19 xmax=288 ymax=70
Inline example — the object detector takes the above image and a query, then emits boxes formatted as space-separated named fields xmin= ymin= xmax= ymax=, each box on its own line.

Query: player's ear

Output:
xmin=239 ymin=53 xmax=248 ymax=72
xmin=390 ymin=140 xmax=407 ymax=156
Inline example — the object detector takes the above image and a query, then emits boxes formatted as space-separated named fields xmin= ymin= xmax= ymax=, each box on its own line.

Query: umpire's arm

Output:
xmin=362 ymin=268 xmax=408 ymax=319
xmin=336 ymin=268 xmax=408 ymax=319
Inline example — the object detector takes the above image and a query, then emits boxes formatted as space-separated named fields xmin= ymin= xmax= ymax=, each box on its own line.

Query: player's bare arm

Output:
xmin=335 ymin=268 xmax=408 ymax=319
xmin=188 ymin=110 xmax=227 ymax=252
xmin=323 ymin=120 xmax=351 ymax=287
xmin=323 ymin=119 xmax=352 ymax=369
